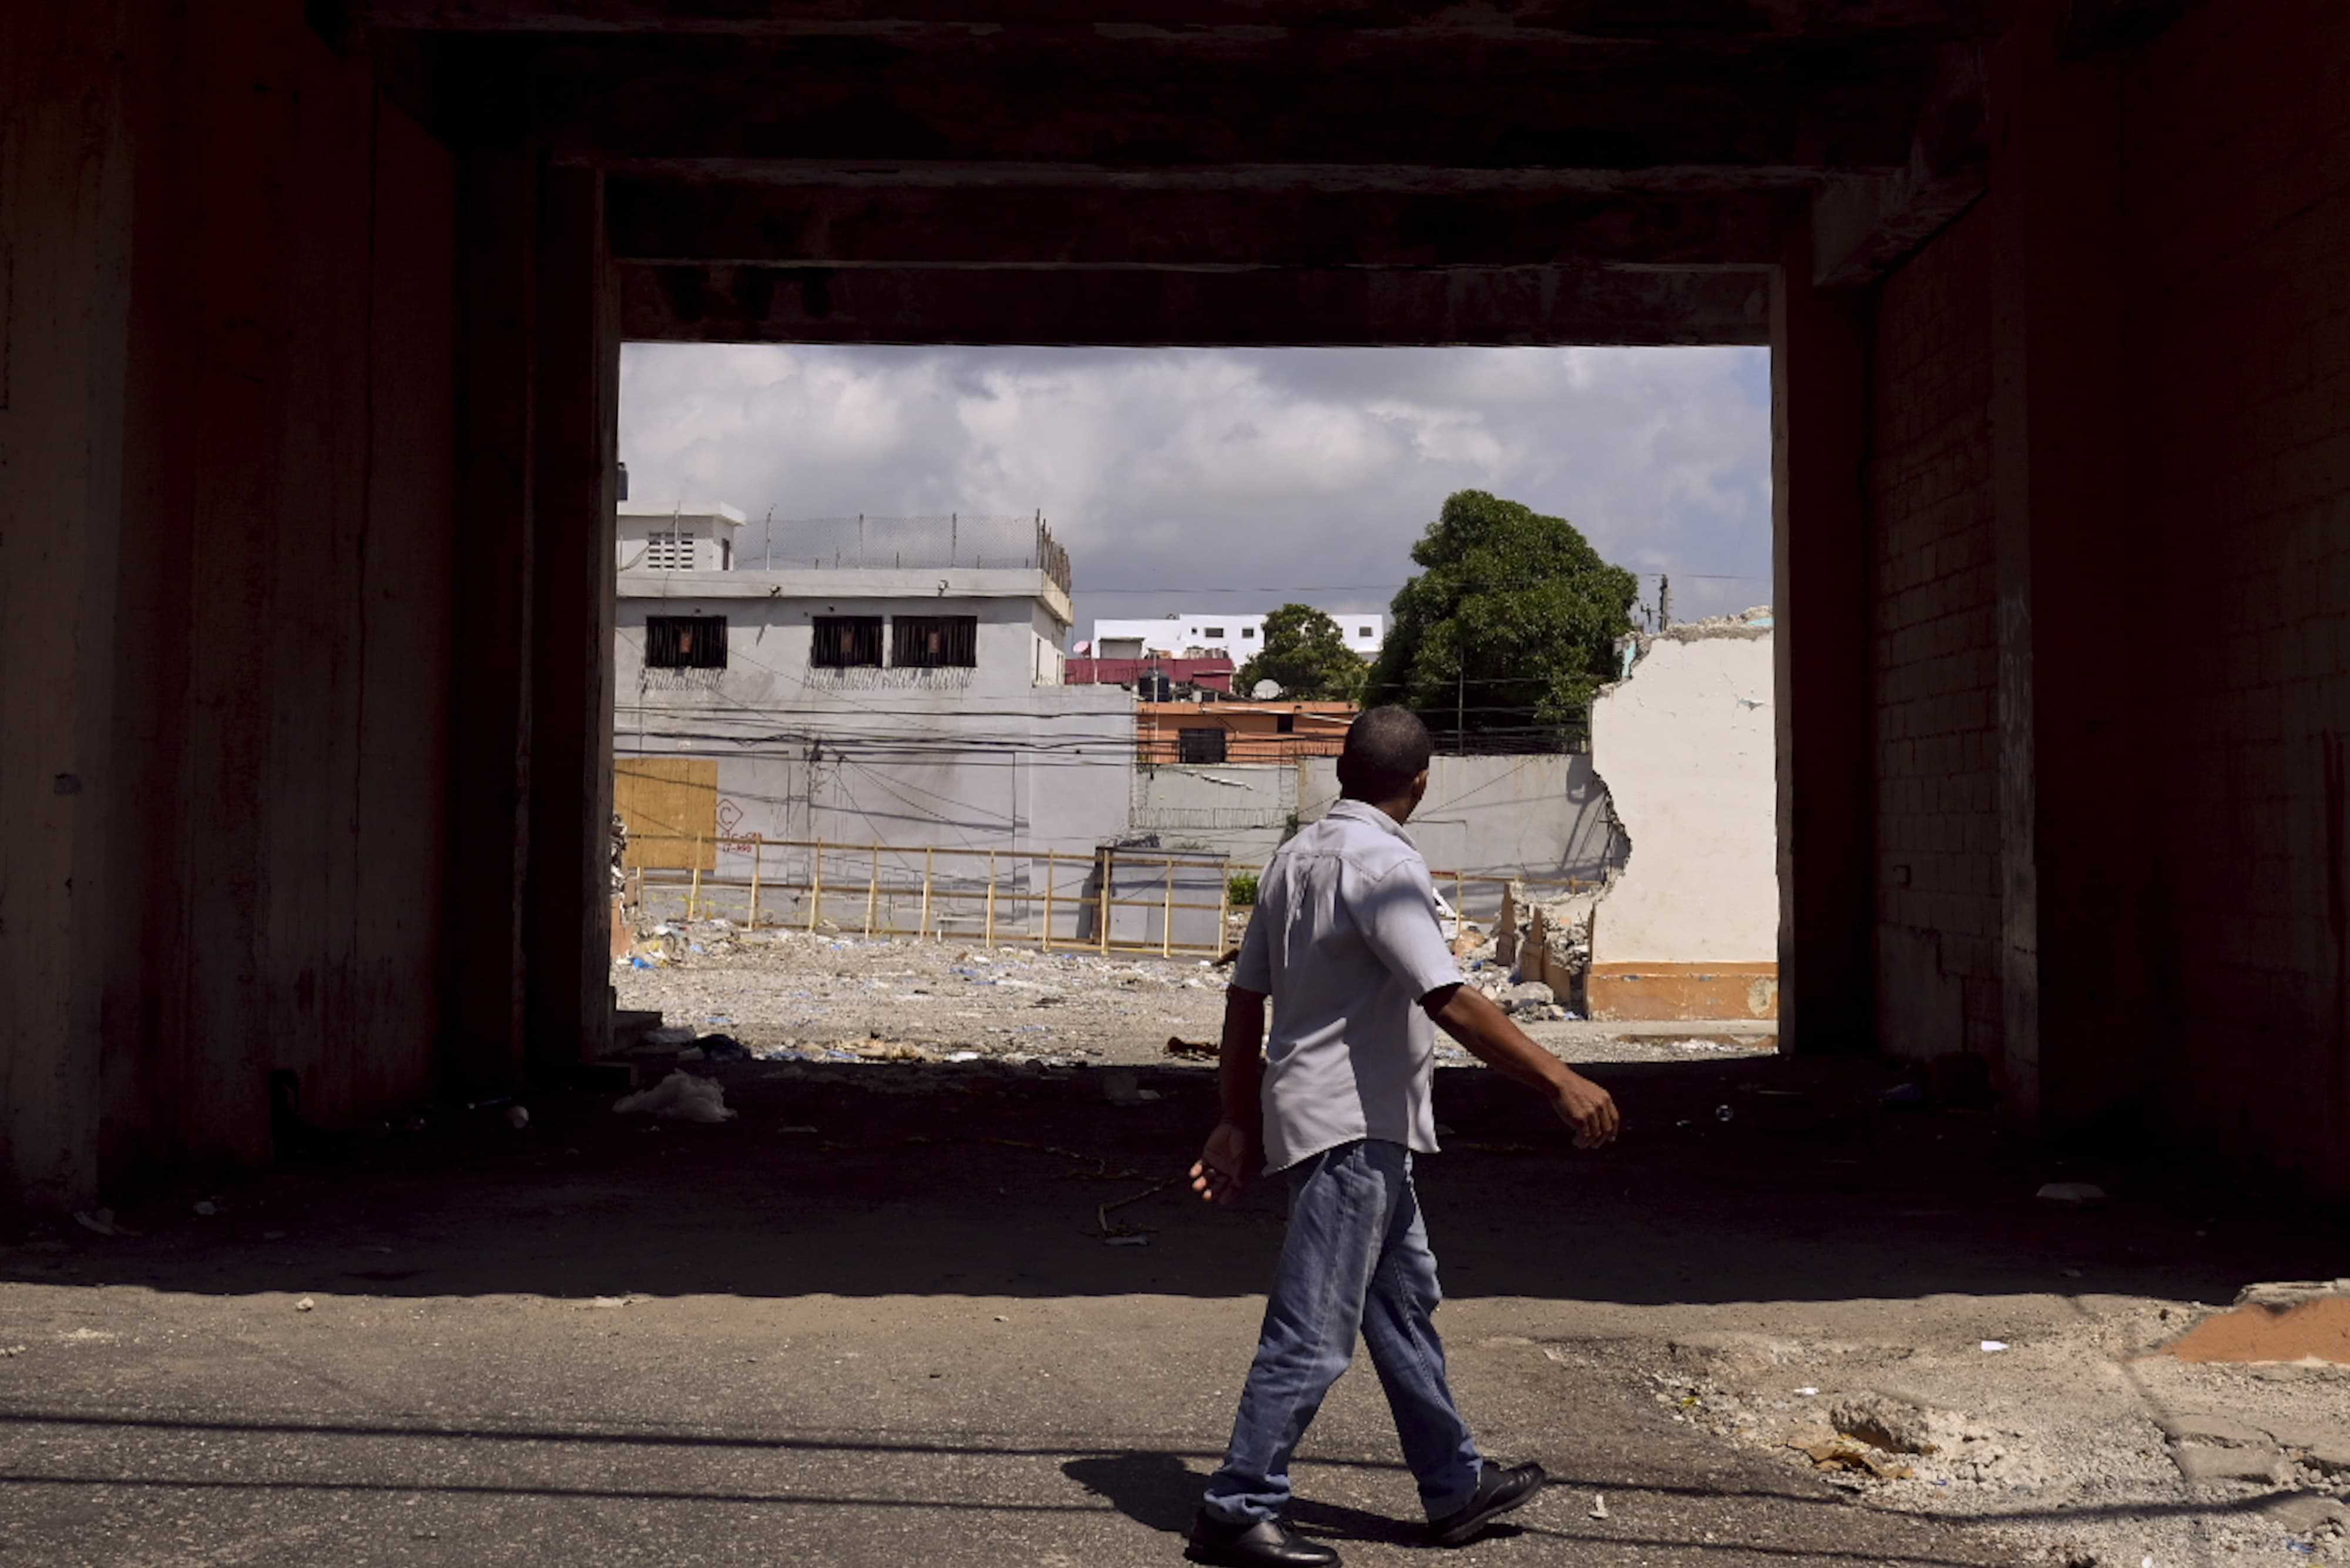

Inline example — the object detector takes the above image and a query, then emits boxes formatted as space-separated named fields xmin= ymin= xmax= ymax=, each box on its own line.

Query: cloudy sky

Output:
xmin=619 ymin=344 xmax=1773 ymax=640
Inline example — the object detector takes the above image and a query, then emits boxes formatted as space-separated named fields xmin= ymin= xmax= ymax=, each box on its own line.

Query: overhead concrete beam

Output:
xmin=521 ymin=33 xmax=1936 ymax=171
xmin=618 ymin=261 xmax=1771 ymax=345
xmin=606 ymin=179 xmax=1787 ymax=269
xmin=361 ymin=1 xmax=1998 ymax=42
xmin=1811 ymin=43 xmax=1988 ymax=286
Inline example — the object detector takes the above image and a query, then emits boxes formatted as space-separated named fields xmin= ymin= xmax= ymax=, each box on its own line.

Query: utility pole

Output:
xmin=1456 ymin=654 xmax=1465 ymax=755
xmin=1657 ymin=573 xmax=1673 ymax=630
xmin=763 ymin=505 xmax=773 ymax=569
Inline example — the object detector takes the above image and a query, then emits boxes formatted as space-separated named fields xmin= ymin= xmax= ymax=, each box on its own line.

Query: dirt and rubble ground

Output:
xmin=609 ymin=922 xmax=1774 ymax=1068
xmin=2 ymin=934 xmax=2345 ymax=1567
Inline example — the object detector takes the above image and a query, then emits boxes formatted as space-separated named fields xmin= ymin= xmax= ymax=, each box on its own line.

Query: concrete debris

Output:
xmin=294 ymin=1297 xmax=315 ymax=1312
xmin=612 ymin=1070 xmax=738 ymax=1123
xmin=1589 ymin=1494 xmax=1609 ymax=1520
xmin=2036 ymin=1182 xmax=2108 ymax=1205
xmin=644 ymin=1025 xmax=699 ymax=1046
xmin=1833 ymin=1395 xmax=1941 ymax=1455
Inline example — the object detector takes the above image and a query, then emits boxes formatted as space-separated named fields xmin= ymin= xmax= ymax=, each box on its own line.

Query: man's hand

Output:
xmin=1190 ymin=1120 xmax=1258 ymax=1205
xmin=1550 ymin=1069 xmax=1620 ymax=1150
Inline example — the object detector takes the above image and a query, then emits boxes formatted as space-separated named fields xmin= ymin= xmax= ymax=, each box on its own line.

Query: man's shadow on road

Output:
xmin=1063 ymin=1453 xmax=1525 ymax=1550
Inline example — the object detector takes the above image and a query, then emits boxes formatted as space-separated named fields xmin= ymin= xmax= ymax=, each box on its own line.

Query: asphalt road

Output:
xmin=2 ymin=1055 xmax=2326 ymax=1567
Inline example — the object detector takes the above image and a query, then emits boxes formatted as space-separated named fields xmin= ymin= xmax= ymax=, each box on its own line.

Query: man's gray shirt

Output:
xmin=1232 ymin=799 xmax=1466 ymax=1173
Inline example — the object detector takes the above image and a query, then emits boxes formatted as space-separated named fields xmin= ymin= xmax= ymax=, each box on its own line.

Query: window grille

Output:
xmin=892 ymin=615 xmax=978 ymax=669
xmin=645 ymin=616 xmax=727 ymax=670
xmin=813 ymin=616 xmax=885 ymax=668
xmin=1179 ymin=727 xmax=1228 ymax=764
xmin=1205 ymin=626 xmax=1226 ymax=639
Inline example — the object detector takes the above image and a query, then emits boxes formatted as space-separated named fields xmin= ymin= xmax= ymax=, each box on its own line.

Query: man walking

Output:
xmin=1186 ymin=707 xmax=1620 ymax=1568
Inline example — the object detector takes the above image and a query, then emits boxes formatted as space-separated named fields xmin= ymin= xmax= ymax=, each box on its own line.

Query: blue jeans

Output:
xmin=1202 ymin=1139 xmax=1483 ymax=1525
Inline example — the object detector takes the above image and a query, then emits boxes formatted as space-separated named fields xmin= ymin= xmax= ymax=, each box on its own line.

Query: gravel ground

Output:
xmin=612 ymin=921 xmax=1779 ymax=1069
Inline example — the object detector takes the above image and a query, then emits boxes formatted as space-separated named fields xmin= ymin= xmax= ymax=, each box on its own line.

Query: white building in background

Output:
xmin=613 ymin=510 xmax=1139 ymax=925
xmin=616 ymin=502 xmax=748 ymax=572
xmin=1089 ymin=611 xmax=1384 ymax=663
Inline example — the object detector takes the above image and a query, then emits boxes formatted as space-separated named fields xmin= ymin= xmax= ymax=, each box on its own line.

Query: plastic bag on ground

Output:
xmin=613 ymin=1070 xmax=737 ymax=1123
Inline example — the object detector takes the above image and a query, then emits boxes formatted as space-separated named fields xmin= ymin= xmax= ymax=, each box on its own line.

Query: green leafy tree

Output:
xmin=1234 ymin=603 xmax=1369 ymax=703
xmin=1364 ymin=490 xmax=1637 ymax=745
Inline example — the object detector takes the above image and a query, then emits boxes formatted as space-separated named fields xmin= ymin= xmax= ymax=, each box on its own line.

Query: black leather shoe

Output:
xmin=1184 ymin=1510 xmax=1341 ymax=1567
xmin=1426 ymin=1460 xmax=1546 ymax=1546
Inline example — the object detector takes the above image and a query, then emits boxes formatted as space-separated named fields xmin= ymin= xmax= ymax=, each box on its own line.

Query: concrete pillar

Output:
xmin=524 ymin=164 xmax=620 ymax=1072
xmin=1983 ymin=9 xmax=2153 ymax=1129
xmin=439 ymin=147 xmax=539 ymax=1094
xmin=1771 ymin=226 xmax=1877 ymax=1053
xmin=0 ymin=1 xmax=134 ymax=1208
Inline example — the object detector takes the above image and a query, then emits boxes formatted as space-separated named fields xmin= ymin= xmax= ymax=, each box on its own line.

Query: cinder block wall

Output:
xmin=1864 ymin=0 xmax=2350 ymax=1190
xmin=1867 ymin=207 xmax=2002 ymax=1066
xmin=2127 ymin=0 xmax=2350 ymax=1187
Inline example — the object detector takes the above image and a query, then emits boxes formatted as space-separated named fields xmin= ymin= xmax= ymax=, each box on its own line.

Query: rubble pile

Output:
xmin=612 ymin=917 xmax=1774 ymax=1067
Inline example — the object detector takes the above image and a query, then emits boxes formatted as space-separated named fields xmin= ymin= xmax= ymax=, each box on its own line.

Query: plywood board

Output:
xmin=616 ymin=757 xmax=718 ymax=870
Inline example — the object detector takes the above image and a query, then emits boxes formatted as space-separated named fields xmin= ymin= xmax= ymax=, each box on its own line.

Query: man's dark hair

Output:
xmin=1337 ymin=706 xmax=1434 ymax=800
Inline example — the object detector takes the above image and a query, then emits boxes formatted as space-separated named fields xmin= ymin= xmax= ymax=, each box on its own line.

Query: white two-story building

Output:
xmin=615 ymin=509 xmax=1137 ymax=926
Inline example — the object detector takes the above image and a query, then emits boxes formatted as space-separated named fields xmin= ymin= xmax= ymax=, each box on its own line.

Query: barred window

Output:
xmin=645 ymin=616 xmax=727 ymax=670
xmin=813 ymin=616 xmax=884 ymax=669
xmin=1179 ymin=727 xmax=1228 ymax=764
xmin=892 ymin=615 xmax=978 ymax=669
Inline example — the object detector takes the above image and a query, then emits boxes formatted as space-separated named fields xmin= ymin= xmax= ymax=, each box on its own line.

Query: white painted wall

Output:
xmin=1588 ymin=630 xmax=1778 ymax=964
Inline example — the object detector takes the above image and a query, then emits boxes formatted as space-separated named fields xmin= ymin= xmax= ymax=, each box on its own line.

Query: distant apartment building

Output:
xmin=1089 ymin=611 xmax=1385 ymax=664
xmin=614 ymin=509 xmax=1133 ymax=884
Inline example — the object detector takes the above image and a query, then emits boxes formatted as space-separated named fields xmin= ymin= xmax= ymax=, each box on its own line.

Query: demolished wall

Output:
xmin=1582 ymin=611 xmax=1781 ymax=1020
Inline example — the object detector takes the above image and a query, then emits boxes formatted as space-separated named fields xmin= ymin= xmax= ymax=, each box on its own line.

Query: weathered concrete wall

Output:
xmin=2 ymin=4 xmax=462 ymax=1204
xmin=616 ymin=585 xmax=1136 ymax=898
xmin=1131 ymin=764 xmax=1302 ymax=868
xmin=1868 ymin=204 xmax=2002 ymax=1065
xmin=1588 ymin=632 xmax=1778 ymax=968
xmin=1299 ymin=754 xmax=1626 ymax=916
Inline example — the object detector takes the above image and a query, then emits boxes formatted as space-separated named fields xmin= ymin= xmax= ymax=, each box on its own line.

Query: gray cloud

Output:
xmin=619 ymin=344 xmax=1772 ymax=637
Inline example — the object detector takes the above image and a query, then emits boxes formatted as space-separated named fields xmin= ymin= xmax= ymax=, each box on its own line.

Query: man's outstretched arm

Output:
xmin=1424 ymin=984 xmax=1620 ymax=1149
xmin=1190 ymin=985 xmax=1267 ymax=1204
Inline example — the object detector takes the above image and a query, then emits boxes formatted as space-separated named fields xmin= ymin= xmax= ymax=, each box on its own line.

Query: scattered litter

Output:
xmin=644 ymin=1026 xmax=699 ymax=1046
xmin=944 ymin=1051 xmax=982 ymax=1063
xmin=1979 ymin=1340 xmax=2009 ymax=1353
xmin=1794 ymin=1386 xmax=1819 ymax=1397
xmin=582 ymin=1295 xmax=632 ymax=1310
xmin=58 ymin=1328 xmax=118 ymax=1344
xmin=1589 ymin=1494 xmax=1609 ymax=1520
xmin=505 ymin=1105 xmax=531 ymax=1130
xmin=613 ymin=1071 xmax=738 ymax=1123
xmin=294 ymin=1297 xmax=315 ymax=1312
xmin=1881 ymin=1082 xmax=1929 ymax=1109
xmin=73 ymin=1208 xmax=137 ymax=1238
xmin=993 ymin=1314 xmax=1010 ymax=1323
xmin=193 ymin=1201 xmax=219 ymax=1217
xmin=1714 ymin=1105 xmax=1734 ymax=1123
xmin=0 ymin=1346 xmax=24 ymax=1357
xmin=1103 ymin=1234 xmax=1151 ymax=1247
xmin=2035 ymin=1181 xmax=2107 ymax=1204
xmin=778 ymin=1125 xmax=818 ymax=1135
xmin=1793 ymin=1439 xmax=1913 ymax=1480
xmin=1164 ymin=1036 xmax=1217 ymax=1061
